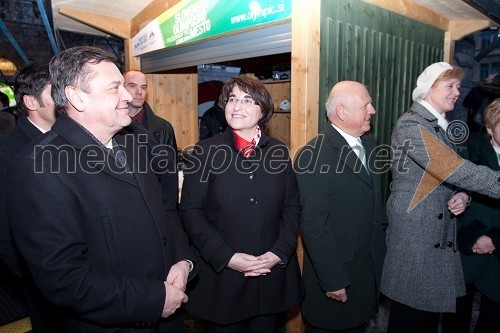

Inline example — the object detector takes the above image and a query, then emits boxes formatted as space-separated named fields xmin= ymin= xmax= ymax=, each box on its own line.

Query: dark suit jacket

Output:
xmin=0 ymin=115 xmax=65 ymax=332
xmin=199 ymin=103 xmax=227 ymax=139
xmin=0 ymin=111 xmax=16 ymax=135
xmin=294 ymin=123 xmax=387 ymax=330
xmin=132 ymin=103 xmax=179 ymax=210
xmin=458 ymin=133 xmax=500 ymax=303
xmin=142 ymin=102 xmax=177 ymax=152
xmin=180 ymin=128 xmax=304 ymax=324
xmin=0 ymin=115 xmax=41 ymax=276
xmin=7 ymin=114 xmax=194 ymax=332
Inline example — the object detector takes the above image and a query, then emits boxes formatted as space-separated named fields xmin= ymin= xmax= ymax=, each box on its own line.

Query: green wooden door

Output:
xmin=320 ymin=0 xmax=444 ymax=199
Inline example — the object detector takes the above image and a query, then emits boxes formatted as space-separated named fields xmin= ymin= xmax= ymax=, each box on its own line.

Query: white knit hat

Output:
xmin=412 ymin=62 xmax=453 ymax=102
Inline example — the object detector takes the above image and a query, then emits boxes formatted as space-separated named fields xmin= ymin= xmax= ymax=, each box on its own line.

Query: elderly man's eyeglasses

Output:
xmin=226 ymin=97 xmax=257 ymax=106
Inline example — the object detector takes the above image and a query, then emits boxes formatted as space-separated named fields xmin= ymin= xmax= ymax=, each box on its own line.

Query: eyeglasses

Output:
xmin=226 ymin=97 xmax=257 ymax=106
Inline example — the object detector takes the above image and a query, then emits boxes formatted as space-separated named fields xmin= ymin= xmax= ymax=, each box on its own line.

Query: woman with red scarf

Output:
xmin=180 ymin=77 xmax=303 ymax=333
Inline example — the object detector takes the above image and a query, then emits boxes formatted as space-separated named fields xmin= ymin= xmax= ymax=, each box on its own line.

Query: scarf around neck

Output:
xmin=233 ymin=126 xmax=261 ymax=158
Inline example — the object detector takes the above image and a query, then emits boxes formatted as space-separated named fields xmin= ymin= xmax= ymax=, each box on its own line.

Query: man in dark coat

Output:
xmin=123 ymin=70 xmax=177 ymax=150
xmin=294 ymin=81 xmax=387 ymax=332
xmin=199 ymin=101 xmax=227 ymax=139
xmin=462 ymin=73 xmax=500 ymax=134
xmin=6 ymin=46 xmax=195 ymax=333
xmin=123 ymin=70 xmax=179 ymax=209
xmin=0 ymin=63 xmax=61 ymax=332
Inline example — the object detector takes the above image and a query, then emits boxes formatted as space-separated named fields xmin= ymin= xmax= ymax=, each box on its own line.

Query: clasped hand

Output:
xmin=162 ymin=260 xmax=190 ymax=318
xmin=472 ymin=235 xmax=496 ymax=255
xmin=228 ymin=251 xmax=281 ymax=277
xmin=326 ymin=288 xmax=347 ymax=303
xmin=447 ymin=192 xmax=469 ymax=216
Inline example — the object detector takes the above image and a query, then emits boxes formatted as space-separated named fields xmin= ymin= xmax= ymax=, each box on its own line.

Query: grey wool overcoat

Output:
xmin=380 ymin=102 xmax=500 ymax=313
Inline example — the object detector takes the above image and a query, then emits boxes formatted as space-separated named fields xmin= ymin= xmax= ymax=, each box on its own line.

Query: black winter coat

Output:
xmin=180 ymin=128 xmax=304 ymax=324
xmin=7 ymin=114 xmax=194 ymax=332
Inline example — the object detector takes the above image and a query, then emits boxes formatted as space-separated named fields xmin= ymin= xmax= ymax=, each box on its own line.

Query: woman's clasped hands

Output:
xmin=228 ymin=251 xmax=282 ymax=277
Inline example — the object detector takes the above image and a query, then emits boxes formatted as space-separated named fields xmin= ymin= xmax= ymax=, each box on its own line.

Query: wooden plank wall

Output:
xmin=267 ymin=112 xmax=291 ymax=147
xmin=320 ymin=0 xmax=445 ymax=200
xmin=146 ymin=73 xmax=199 ymax=151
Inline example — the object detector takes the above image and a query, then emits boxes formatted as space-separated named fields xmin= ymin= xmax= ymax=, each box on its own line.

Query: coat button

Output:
xmin=434 ymin=243 xmax=441 ymax=248
xmin=447 ymin=241 xmax=453 ymax=247
xmin=249 ymin=173 xmax=254 ymax=180
xmin=438 ymin=213 xmax=443 ymax=219
xmin=250 ymin=197 xmax=257 ymax=204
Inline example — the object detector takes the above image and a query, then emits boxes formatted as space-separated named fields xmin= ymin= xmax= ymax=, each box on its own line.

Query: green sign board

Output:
xmin=132 ymin=0 xmax=291 ymax=56
xmin=0 ymin=83 xmax=16 ymax=107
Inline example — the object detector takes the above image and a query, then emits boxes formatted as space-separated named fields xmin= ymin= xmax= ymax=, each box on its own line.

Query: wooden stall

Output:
xmin=58 ymin=1 xmax=495 ymax=332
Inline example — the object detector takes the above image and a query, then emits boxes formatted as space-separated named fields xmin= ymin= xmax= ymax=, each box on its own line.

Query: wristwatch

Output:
xmin=184 ymin=259 xmax=194 ymax=272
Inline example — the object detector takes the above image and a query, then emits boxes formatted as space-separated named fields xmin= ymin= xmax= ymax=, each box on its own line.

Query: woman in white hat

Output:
xmin=380 ymin=62 xmax=500 ymax=333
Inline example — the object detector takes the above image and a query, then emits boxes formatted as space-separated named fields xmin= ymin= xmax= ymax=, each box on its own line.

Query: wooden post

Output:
xmin=289 ymin=0 xmax=321 ymax=332
xmin=444 ymin=20 xmax=490 ymax=63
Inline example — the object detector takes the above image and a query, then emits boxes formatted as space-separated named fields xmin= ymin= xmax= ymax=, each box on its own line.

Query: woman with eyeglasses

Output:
xmin=180 ymin=76 xmax=304 ymax=333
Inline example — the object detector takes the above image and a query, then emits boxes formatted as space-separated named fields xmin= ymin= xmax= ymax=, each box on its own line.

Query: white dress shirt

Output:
xmin=331 ymin=123 xmax=367 ymax=169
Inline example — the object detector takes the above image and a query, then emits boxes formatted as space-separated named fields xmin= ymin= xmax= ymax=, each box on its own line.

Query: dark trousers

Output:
xmin=304 ymin=320 xmax=366 ymax=333
xmin=475 ymin=293 xmax=500 ymax=333
xmin=442 ymin=283 xmax=500 ymax=333
xmin=386 ymin=299 xmax=439 ymax=333
xmin=205 ymin=313 xmax=281 ymax=333
xmin=442 ymin=283 xmax=476 ymax=333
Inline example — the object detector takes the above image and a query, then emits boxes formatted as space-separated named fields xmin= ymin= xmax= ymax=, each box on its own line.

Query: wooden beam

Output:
xmin=289 ymin=1 xmax=321 ymax=332
xmin=362 ymin=2 xmax=492 ymax=69
xmin=362 ymin=0 xmax=449 ymax=31
xmin=449 ymin=20 xmax=490 ymax=40
xmin=123 ymin=39 xmax=141 ymax=71
xmin=58 ymin=7 xmax=130 ymax=40
xmin=443 ymin=31 xmax=453 ymax=63
xmin=445 ymin=20 xmax=490 ymax=62
xmin=290 ymin=0 xmax=321 ymax=159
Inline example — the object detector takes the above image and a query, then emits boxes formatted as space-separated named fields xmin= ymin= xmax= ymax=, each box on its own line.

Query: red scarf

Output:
xmin=233 ymin=127 xmax=261 ymax=158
